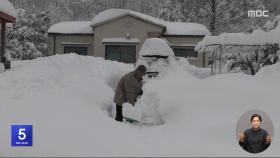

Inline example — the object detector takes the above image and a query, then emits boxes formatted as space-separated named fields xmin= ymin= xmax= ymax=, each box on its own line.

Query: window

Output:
xmin=105 ymin=45 xmax=136 ymax=63
xmin=64 ymin=46 xmax=88 ymax=56
xmin=173 ymin=46 xmax=198 ymax=58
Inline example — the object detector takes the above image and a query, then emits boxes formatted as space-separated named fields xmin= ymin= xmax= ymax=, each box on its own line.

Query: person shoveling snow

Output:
xmin=113 ymin=65 xmax=146 ymax=122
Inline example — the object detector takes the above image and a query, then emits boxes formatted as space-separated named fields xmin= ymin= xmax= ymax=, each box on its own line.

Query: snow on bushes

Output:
xmin=196 ymin=15 xmax=280 ymax=75
xmin=6 ymin=9 xmax=50 ymax=60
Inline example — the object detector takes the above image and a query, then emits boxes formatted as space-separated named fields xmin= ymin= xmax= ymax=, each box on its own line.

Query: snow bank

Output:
xmin=122 ymin=92 xmax=163 ymax=125
xmin=0 ymin=54 xmax=279 ymax=156
xmin=0 ymin=54 xmax=133 ymax=156
xmin=48 ymin=21 xmax=93 ymax=34
xmin=255 ymin=63 xmax=280 ymax=83
xmin=140 ymin=61 xmax=280 ymax=156
xmin=177 ymin=57 xmax=211 ymax=78
xmin=0 ymin=0 xmax=16 ymax=18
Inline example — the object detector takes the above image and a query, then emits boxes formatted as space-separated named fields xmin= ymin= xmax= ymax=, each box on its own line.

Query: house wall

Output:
xmin=48 ymin=34 xmax=94 ymax=56
xmin=165 ymin=36 xmax=208 ymax=67
xmin=93 ymin=15 xmax=164 ymax=61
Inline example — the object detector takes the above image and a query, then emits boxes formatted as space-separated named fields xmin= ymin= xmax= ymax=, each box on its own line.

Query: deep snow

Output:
xmin=0 ymin=54 xmax=279 ymax=156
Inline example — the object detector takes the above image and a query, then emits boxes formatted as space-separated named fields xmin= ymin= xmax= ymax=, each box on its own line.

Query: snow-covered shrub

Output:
xmin=6 ymin=9 xmax=50 ymax=60
xmin=260 ymin=43 xmax=279 ymax=66
xmin=263 ymin=15 xmax=280 ymax=32
xmin=225 ymin=43 xmax=279 ymax=75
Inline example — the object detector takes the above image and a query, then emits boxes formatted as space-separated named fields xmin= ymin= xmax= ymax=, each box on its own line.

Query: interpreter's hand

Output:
xmin=239 ymin=132 xmax=245 ymax=142
xmin=266 ymin=135 xmax=272 ymax=144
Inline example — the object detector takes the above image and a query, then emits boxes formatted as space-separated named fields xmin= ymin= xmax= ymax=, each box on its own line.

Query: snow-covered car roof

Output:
xmin=48 ymin=21 xmax=94 ymax=34
xmin=91 ymin=9 xmax=210 ymax=36
xmin=0 ymin=0 xmax=16 ymax=22
xmin=139 ymin=38 xmax=175 ymax=57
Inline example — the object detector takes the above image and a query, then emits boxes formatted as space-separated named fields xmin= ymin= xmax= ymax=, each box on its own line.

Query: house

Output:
xmin=48 ymin=9 xmax=211 ymax=67
xmin=0 ymin=0 xmax=16 ymax=69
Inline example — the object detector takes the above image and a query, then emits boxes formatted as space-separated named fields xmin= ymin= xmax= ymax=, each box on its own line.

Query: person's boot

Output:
xmin=115 ymin=105 xmax=123 ymax=122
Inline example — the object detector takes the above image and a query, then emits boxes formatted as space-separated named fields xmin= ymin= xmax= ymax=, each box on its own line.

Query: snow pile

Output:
xmin=177 ymin=57 xmax=211 ymax=78
xmin=48 ymin=21 xmax=93 ymax=34
xmin=0 ymin=54 xmax=133 ymax=156
xmin=0 ymin=53 xmax=279 ymax=156
xmin=0 ymin=0 xmax=16 ymax=18
xmin=139 ymin=61 xmax=280 ymax=157
xmin=122 ymin=91 xmax=163 ymax=125
xmin=255 ymin=63 xmax=280 ymax=83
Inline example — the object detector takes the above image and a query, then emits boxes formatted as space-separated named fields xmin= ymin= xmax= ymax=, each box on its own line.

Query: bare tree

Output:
xmin=196 ymin=0 xmax=247 ymax=35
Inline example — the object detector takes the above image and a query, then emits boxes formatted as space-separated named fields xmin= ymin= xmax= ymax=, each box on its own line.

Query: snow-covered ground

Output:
xmin=0 ymin=53 xmax=279 ymax=156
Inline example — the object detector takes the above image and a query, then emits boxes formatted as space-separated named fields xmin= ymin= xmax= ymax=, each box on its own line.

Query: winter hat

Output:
xmin=136 ymin=65 xmax=147 ymax=73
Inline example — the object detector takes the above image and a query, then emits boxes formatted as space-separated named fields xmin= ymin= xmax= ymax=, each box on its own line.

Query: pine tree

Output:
xmin=6 ymin=8 xmax=50 ymax=60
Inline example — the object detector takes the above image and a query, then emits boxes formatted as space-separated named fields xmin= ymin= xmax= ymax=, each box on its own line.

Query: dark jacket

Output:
xmin=114 ymin=71 xmax=142 ymax=106
xmin=239 ymin=128 xmax=270 ymax=153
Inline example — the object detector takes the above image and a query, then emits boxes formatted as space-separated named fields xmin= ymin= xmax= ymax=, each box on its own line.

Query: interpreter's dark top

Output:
xmin=239 ymin=128 xmax=270 ymax=153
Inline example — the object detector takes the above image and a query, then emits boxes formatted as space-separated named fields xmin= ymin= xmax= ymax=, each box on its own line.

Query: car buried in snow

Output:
xmin=136 ymin=38 xmax=175 ymax=78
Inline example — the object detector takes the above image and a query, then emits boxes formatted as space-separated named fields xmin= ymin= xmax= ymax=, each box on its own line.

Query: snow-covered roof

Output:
xmin=164 ymin=22 xmax=211 ymax=36
xmin=91 ymin=8 xmax=165 ymax=28
xmin=139 ymin=38 xmax=175 ymax=57
xmin=195 ymin=29 xmax=280 ymax=52
xmin=91 ymin=9 xmax=210 ymax=36
xmin=0 ymin=0 xmax=16 ymax=22
xmin=48 ymin=21 xmax=93 ymax=34
xmin=49 ymin=9 xmax=209 ymax=36
xmin=102 ymin=38 xmax=139 ymax=43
